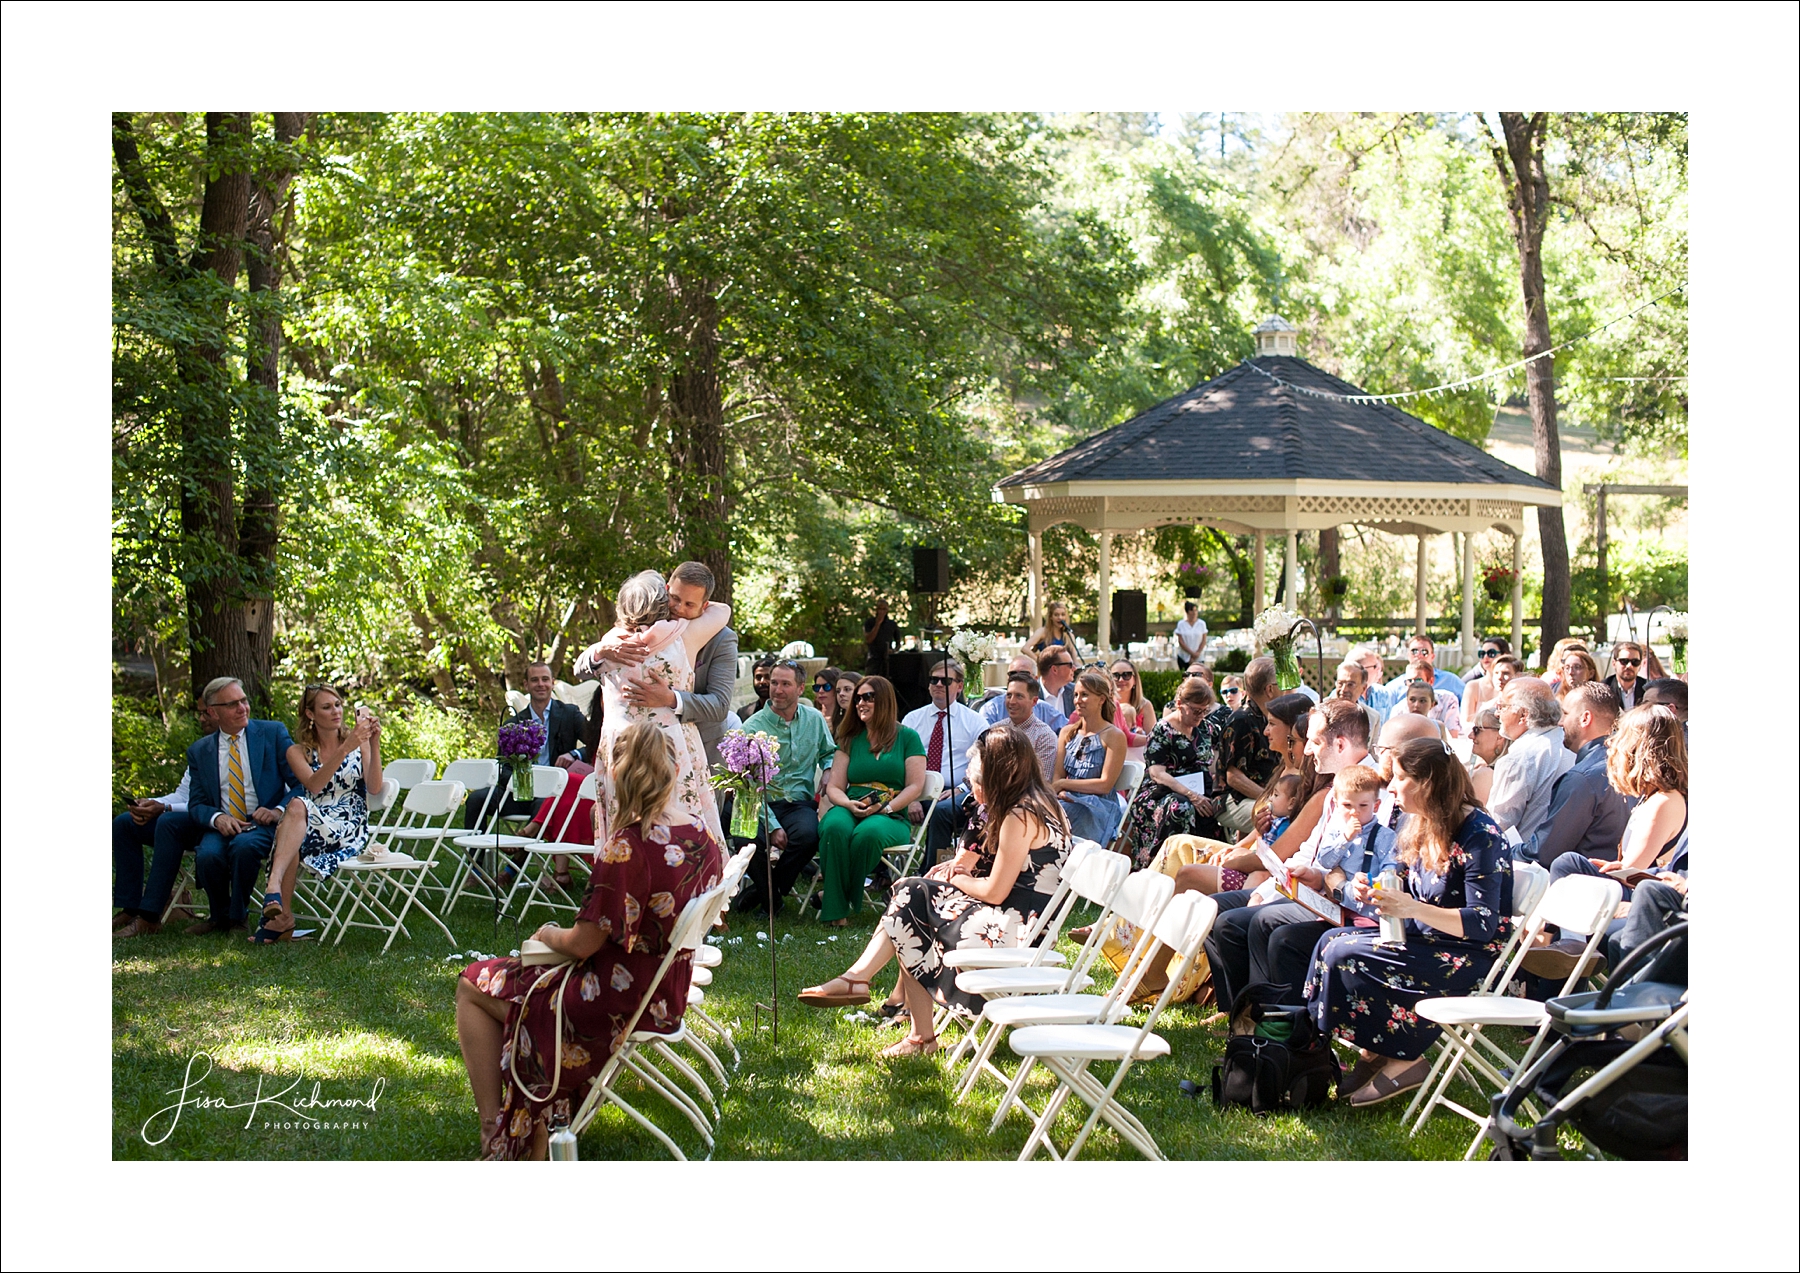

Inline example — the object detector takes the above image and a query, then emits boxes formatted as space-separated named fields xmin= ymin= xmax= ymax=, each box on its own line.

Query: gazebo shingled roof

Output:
xmin=993 ymin=319 xmax=1563 ymax=658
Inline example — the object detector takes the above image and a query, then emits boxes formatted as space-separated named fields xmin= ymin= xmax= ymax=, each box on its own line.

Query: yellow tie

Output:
xmin=226 ymin=734 xmax=248 ymax=820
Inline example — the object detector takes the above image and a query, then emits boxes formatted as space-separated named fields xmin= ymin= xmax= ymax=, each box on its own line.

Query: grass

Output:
xmin=114 ymin=888 xmax=1506 ymax=1161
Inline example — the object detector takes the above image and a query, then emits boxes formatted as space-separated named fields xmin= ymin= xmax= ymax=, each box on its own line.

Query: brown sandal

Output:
xmin=879 ymin=1035 xmax=940 ymax=1059
xmin=1348 ymin=1058 xmax=1431 ymax=1108
xmin=797 ymin=976 xmax=871 ymax=1006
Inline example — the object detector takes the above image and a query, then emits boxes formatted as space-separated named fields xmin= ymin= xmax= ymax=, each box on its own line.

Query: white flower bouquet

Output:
xmin=1664 ymin=612 xmax=1688 ymax=673
xmin=1251 ymin=604 xmax=1308 ymax=690
xmin=946 ymin=629 xmax=999 ymax=668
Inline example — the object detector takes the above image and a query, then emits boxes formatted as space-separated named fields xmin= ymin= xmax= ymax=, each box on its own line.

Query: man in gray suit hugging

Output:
xmin=600 ymin=560 xmax=739 ymax=770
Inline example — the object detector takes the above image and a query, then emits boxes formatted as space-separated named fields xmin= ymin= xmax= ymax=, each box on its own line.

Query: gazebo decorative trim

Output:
xmin=993 ymin=320 xmax=1564 ymax=659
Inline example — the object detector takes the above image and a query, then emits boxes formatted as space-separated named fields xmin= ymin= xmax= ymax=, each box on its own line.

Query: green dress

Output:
xmin=816 ymin=726 xmax=925 ymax=922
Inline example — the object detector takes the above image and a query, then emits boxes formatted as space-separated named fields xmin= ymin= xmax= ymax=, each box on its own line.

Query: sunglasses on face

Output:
xmin=1480 ymin=648 xmax=1503 ymax=658
xmin=1616 ymin=658 xmax=1641 ymax=668
xmin=1223 ymin=688 xmax=1240 ymax=697
xmin=814 ymin=683 xmax=832 ymax=693
xmin=855 ymin=692 xmax=878 ymax=703
xmin=927 ymin=676 xmax=961 ymax=686
xmin=1111 ymin=671 xmax=1134 ymax=681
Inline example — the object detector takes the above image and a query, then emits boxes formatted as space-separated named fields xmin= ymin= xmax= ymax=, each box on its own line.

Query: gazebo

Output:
xmin=993 ymin=317 xmax=1562 ymax=661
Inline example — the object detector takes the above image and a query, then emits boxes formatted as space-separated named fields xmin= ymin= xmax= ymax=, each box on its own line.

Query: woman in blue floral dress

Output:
xmin=253 ymin=685 xmax=383 ymax=943
xmin=1305 ymin=737 xmax=1513 ymax=1107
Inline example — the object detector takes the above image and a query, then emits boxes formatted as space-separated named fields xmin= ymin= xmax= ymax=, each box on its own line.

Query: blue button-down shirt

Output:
xmin=528 ymin=703 xmax=552 ymax=765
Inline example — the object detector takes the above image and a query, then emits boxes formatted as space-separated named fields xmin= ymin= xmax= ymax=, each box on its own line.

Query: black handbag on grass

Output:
xmin=1206 ymin=984 xmax=1341 ymax=1114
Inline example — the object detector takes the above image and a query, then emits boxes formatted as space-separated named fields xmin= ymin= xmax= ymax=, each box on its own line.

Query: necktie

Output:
xmin=226 ymin=734 xmax=248 ymax=820
xmin=927 ymin=710 xmax=948 ymax=772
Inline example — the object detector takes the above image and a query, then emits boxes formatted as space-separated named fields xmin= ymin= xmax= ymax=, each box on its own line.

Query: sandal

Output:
xmin=249 ymin=925 xmax=294 ymax=944
xmin=1347 ymin=1058 xmax=1431 ymax=1108
xmin=879 ymin=1035 xmax=940 ymax=1059
xmin=552 ymin=871 xmax=576 ymax=892
xmin=797 ymin=976 xmax=872 ymax=1007
xmin=878 ymin=1000 xmax=909 ymax=1021
xmin=260 ymin=893 xmax=284 ymax=922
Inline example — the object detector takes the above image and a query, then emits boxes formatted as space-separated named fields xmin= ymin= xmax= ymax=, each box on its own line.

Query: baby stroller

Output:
xmin=1487 ymin=922 xmax=1688 ymax=1161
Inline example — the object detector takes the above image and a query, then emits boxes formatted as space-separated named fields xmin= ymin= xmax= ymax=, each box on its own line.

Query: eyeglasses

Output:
xmin=1615 ymin=657 xmax=1641 ymax=667
xmin=212 ymin=697 xmax=250 ymax=710
xmin=854 ymin=692 xmax=878 ymax=703
xmin=1479 ymin=647 xmax=1503 ymax=658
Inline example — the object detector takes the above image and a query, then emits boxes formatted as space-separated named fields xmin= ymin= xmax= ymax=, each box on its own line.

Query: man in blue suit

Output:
xmin=182 ymin=676 xmax=301 ymax=935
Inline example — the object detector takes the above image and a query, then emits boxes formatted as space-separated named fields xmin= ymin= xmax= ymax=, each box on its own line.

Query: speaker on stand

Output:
xmin=1112 ymin=589 xmax=1147 ymax=646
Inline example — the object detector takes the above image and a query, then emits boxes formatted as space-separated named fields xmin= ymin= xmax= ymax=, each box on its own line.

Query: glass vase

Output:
xmin=1269 ymin=637 xmax=1303 ymax=692
xmin=730 ymin=788 xmax=762 ymax=839
xmin=1671 ymin=639 xmax=1687 ymax=675
xmin=509 ymin=762 xmax=534 ymax=802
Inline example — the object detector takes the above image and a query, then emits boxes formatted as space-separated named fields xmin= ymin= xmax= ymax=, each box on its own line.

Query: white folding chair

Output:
xmin=316 ymin=780 xmax=466 ymax=951
xmin=1005 ymin=890 xmax=1219 ymax=1161
xmin=1105 ymin=760 xmax=1145 ymax=853
xmin=957 ymin=867 xmax=1176 ymax=1106
xmin=938 ymin=838 xmax=1100 ymax=975
xmin=567 ymin=881 xmax=735 ymax=1160
xmin=291 ymin=776 xmax=400 ymax=926
xmin=1411 ymin=872 xmax=1624 ymax=1158
xmin=471 ymin=766 xmax=570 ymax=920
xmin=369 ymin=758 xmax=435 ymax=832
xmin=883 ymin=771 xmax=947 ymax=884
xmin=941 ymin=848 xmax=1132 ymax=1048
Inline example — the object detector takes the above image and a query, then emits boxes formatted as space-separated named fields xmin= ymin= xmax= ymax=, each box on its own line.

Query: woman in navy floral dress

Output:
xmin=1305 ymin=737 xmax=1513 ymax=1107
xmin=455 ymin=722 xmax=722 ymax=1159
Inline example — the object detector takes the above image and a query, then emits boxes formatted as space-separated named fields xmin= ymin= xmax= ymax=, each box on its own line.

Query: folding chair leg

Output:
xmin=990 ymin=1056 xmax=1039 ymax=1133
xmin=686 ymin=1007 xmax=739 ymax=1071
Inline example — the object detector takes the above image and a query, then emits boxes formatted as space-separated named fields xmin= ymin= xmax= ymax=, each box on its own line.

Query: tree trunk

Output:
xmin=1208 ymin=529 xmax=1254 ymax=627
xmin=665 ymin=272 xmax=732 ymax=601
xmin=1491 ymin=113 xmax=1570 ymax=660
xmin=241 ymin=112 xmax=307 ymax=710
xmin=1319 ymin=527 xmax=1341 ymax=622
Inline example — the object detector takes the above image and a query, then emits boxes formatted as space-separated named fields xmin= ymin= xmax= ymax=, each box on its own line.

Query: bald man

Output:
xmin=1371 ymin=710 xmax=1443 ymax=779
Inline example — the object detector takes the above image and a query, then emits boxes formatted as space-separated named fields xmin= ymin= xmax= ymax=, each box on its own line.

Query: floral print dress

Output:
xmin=297 ymin=746 xmax=370 ymax=881
xmin=1118 ymin=716 xmax=1226 ymax=869
xmin=879 ymin=814 xmax=1071 ymax=1018
xmin=1304 ymin=808 xmax=1513 ymax=1061
xmin=594 ymin=619 xmax=725 ymax=850
xmin=461 ymin=820 xmax=722 ymax=1160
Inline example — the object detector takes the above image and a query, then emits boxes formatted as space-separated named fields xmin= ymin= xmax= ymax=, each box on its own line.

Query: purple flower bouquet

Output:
xmin=498 ymin=718 xmax=547 ymax=799
xmin=712 ymin=729 xmax=781 ymax=839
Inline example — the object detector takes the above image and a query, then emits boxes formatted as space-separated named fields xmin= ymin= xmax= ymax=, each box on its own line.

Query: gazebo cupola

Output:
xmin=993 ymin=315 xmax=1562 ymax=658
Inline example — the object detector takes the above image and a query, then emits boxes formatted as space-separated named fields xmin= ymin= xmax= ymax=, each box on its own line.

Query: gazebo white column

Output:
xmin=1509 ymin=531 xmax=1524 ymax=653
xmin=1459 ymin=531 xmax=1476 ymax=663
xmin=1096 ymin=530 xmax=1113 ymax=654
xmin=1027 ymin=529 xmax=1043 ymax=630
xmin=1284 ymin=531 xmax=1299 ymax=609
xmin=1414 ymin=536 xmax=1429 ymax=635
xmin=1253 ymin=531 xmax=1267 ymax=614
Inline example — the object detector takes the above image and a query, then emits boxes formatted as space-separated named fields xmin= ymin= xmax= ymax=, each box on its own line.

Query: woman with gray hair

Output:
xmin=572 ymin=570 xmax=732 ymax=848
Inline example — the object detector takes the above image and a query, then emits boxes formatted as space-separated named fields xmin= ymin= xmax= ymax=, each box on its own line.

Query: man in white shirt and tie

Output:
xmin=902 ymin=658 xmax=986 ymax=866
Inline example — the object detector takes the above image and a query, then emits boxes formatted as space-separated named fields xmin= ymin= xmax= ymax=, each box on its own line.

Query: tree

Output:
xmin=1488 ymin=112 xmax=1571 ymax=653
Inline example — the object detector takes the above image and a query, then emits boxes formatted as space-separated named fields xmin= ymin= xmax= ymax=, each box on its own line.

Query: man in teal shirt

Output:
xmin=737 ymin=660 xmax=837 ymax=913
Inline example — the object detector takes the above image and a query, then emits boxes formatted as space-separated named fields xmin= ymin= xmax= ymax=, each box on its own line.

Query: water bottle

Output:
xmin=548 ymin=1118 xmax=579 ymax=1161
xmin=1376 ymin=868 xmax=1406 ymax=947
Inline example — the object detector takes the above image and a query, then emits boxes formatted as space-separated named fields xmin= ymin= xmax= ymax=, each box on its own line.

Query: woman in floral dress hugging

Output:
xmin=797 ymin=725 xmax=1071 ymax=1058
xmin=253 ymin=685 xmax=383 ymax=943
xmin=455 ymin=721 xmax=722 ymax=1159
xmin=1305 ymin=736 xmax=1513 ymax=1108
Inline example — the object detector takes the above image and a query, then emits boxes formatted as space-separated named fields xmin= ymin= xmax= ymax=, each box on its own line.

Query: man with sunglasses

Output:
xmin=1604 ymin=642 xmax=1647 ymax=709
xmin=736 ymin=661 xmax=837 ymax=913
xmin=901 ymin=658 xmax=987 ymax=864
xmin=1037 ymin=646 xmax=1079 ymax=720
xmin=1380 ymin=633 xmax=1465 ymax=706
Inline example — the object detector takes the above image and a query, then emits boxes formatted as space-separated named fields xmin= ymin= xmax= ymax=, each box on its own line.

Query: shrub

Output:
xmin=111 ymin=695 xmax=205 ymax=806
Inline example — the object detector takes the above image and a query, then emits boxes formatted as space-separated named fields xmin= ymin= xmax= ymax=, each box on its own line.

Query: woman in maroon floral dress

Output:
xmin=455 ymin=721 xmax=722 ymax=1159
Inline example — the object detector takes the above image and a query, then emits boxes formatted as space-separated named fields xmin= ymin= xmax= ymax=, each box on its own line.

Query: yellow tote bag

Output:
xmin=1098 ymin=835 xmax=1235 ymax=1005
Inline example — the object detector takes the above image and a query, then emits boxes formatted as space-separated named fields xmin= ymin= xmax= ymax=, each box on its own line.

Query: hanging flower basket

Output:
xmin=1174 ymin=562 xmax=1211 ymax=597
xmin=1323 ymin=576 xmax=1350 ymax=602
xmin=1481 ymin=564 xmax=1518 ymax=603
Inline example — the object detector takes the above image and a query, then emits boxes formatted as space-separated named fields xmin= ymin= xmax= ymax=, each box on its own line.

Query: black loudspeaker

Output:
xmin=888 ymin=650 xmax=930 ymax=715
xmin=1112 ymin=589 xmax=1147 ymax=644
xmin=911 ymin=546 xmax=949 ymax=594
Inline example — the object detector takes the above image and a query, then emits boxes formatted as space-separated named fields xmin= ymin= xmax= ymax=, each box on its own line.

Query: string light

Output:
xmin=1246 ymin=284 xmax=1685 ymax=405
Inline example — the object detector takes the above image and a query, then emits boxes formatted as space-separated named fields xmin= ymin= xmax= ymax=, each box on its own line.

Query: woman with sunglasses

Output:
xmin=1109 ymin=659 xmax=1156 ymax=761
xmin=814 ymin=675 xmax=926 ymax=926
xmin=1464 ymin=707 xmax=1508 ymax=803
xmin=812 ymin=667 xmax=842 ymax=718
xmin=1460 ymin=636 xmax=1511 ymax=720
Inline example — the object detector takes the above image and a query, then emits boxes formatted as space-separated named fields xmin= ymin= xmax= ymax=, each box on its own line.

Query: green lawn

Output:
xmin=114 ymin=890 xmax=1501 ymax=1161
